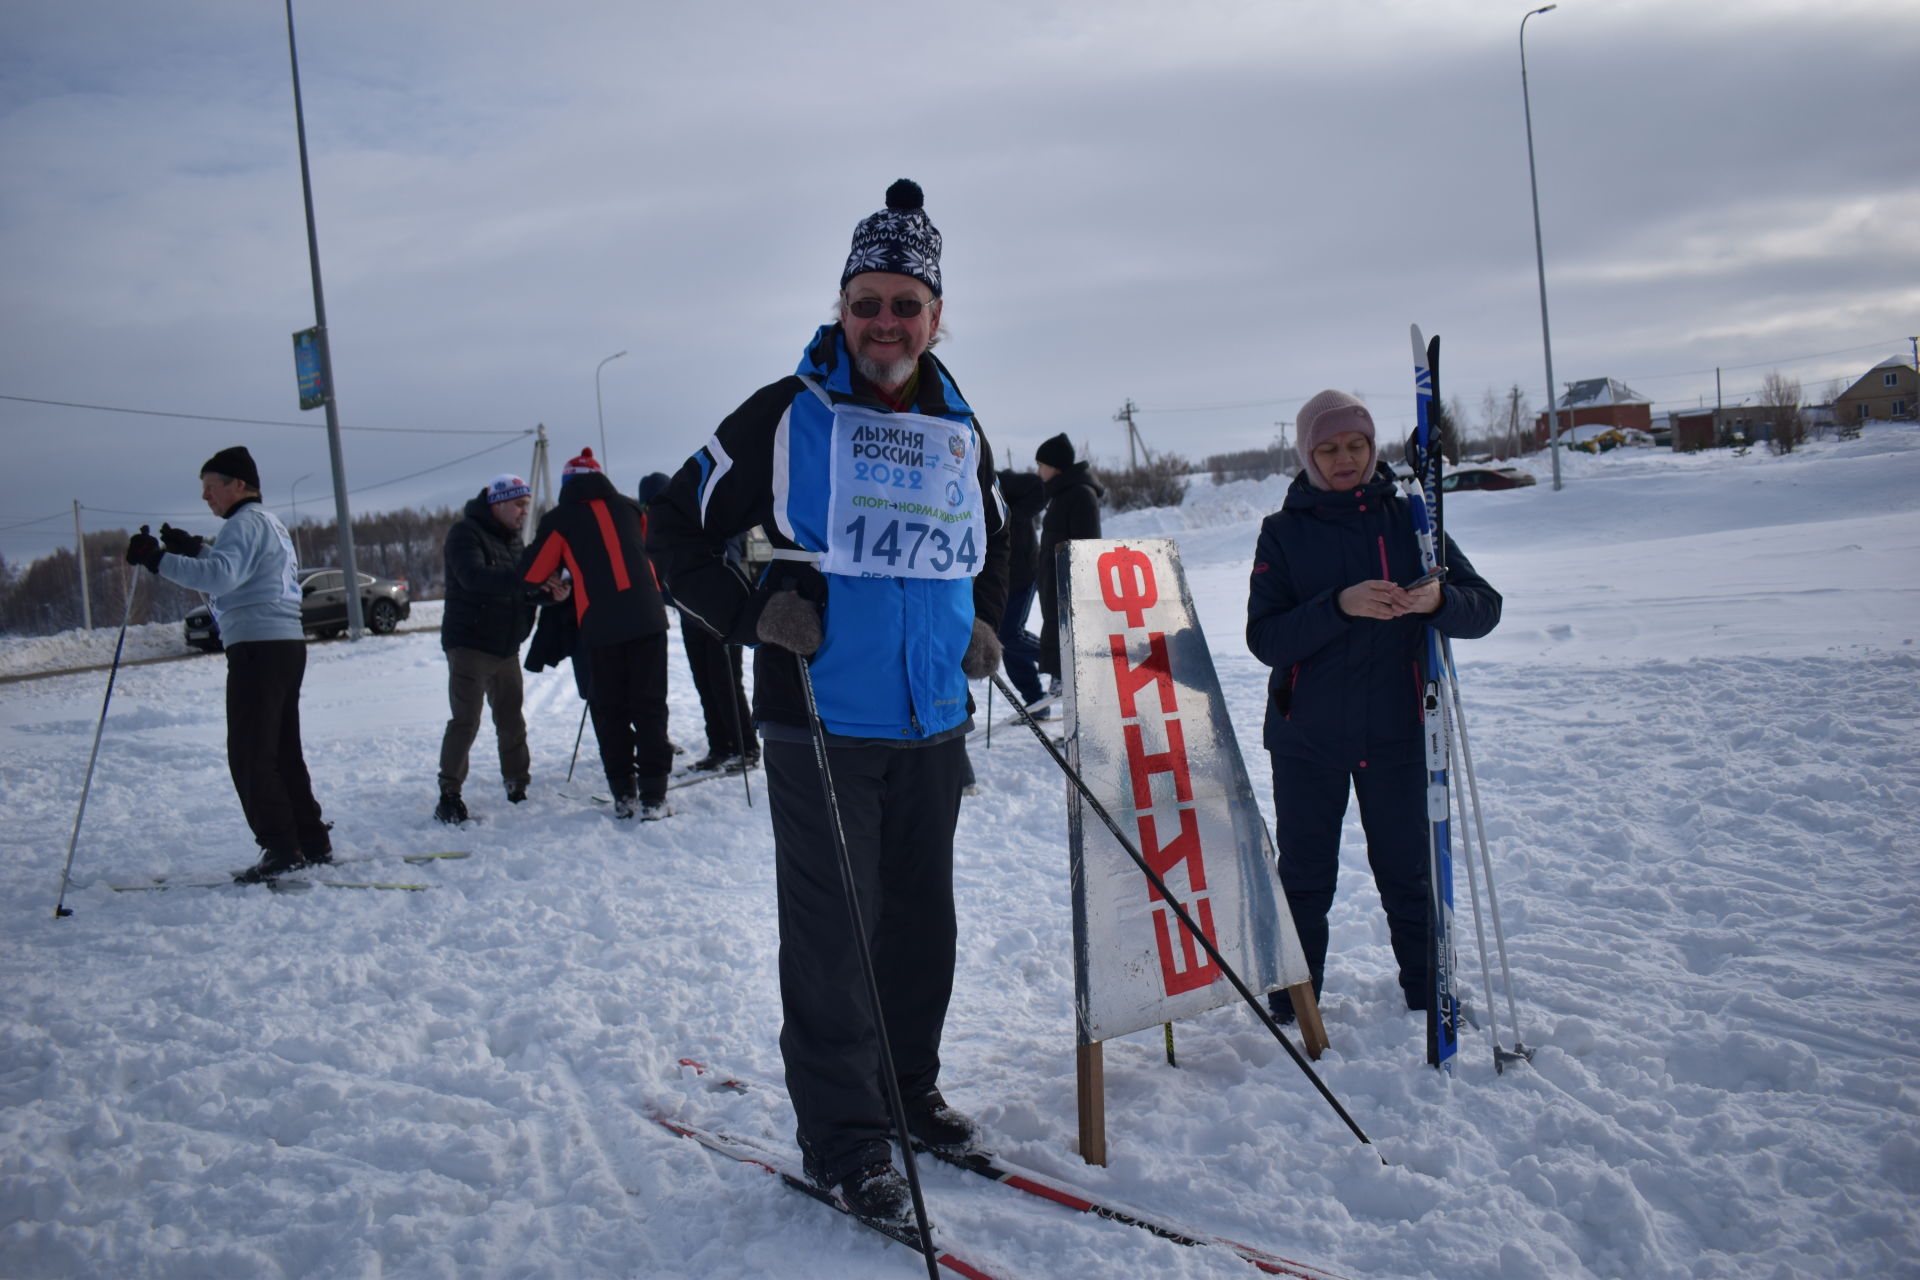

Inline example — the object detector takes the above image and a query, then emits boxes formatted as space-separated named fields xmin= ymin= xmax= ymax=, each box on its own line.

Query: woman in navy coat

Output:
xmin=1246 ymin=390 xmax=1501 ymax=1016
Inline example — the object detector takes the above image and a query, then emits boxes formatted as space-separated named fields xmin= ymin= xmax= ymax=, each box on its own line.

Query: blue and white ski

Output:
xmin=1406 ymin=325 xmax=1459 ymax=1072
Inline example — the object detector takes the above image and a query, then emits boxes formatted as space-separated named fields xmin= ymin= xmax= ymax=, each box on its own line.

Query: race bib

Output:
xmin=821 ymin=404 xmax=985 ymax=580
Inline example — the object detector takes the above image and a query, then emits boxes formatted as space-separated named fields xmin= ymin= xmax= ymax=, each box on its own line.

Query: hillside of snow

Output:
xmin=3 ymin=426 xmax=1917 ymax=1279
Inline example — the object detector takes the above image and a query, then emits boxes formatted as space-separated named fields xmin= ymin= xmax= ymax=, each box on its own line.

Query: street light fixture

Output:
xmin=1521 ymin=3 xmax=1565 ymax=491
xmin=596 ymin=351 xmax=627 ymax=475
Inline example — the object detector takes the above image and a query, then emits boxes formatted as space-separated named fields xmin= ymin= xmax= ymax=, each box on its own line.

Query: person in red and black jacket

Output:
xmin=522 ymin=447 xmax=674 ymax=819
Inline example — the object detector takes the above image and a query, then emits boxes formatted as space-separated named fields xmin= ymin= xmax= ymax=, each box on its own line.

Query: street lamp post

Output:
xmin=1521 ymin=3 xmax=1565 ymax=491
xmin=595 ymin=350 xmax=627 ymax=476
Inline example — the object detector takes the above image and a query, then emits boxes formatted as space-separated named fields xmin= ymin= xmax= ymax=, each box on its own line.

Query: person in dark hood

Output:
xmin=434 ymin=473 xmax=569 ymax=824
xmin=522 ymin=448 xmax=674 ymax=820
xmin=1245 ymin=389 xmax=1502 ymax=1019
xmin=124 ymin=446 xmax=332 ymax=882
xmin=1033 ymin=433 xmax=1103 ymax=689
xmin=638 ymin=471 xmax=755 ymax=774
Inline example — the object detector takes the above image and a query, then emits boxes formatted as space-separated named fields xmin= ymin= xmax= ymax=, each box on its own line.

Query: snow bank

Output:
xmin=2 ymin=426 xmax=1917 ymax=1278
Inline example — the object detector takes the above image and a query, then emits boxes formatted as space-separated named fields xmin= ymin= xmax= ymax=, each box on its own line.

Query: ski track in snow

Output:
xmin=3 ymin=427 xmax=1918 ymax=1278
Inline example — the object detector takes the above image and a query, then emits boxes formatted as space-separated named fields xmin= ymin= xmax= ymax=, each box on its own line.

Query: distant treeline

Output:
xmin=1200 ymin=388 xmax=1549 ymax=487
xmin=0 ymin=506 xmax=458 ymax=638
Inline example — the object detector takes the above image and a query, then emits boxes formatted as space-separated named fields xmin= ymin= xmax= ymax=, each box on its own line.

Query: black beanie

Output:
xmin=1035 ymin=433 xmax=1075 ymax=470
xmin=200 ymin=446 xmax=260 ymax=490
xmin=637 ymin=472 xmax=671 ymax=506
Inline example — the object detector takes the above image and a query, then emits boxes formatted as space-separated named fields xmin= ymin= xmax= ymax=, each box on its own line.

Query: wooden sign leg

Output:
xmin=1287 ymin=982 xmax=1330 ymax=1060
xmin=1076 ymin=1040 xmax=1107 ymax=1167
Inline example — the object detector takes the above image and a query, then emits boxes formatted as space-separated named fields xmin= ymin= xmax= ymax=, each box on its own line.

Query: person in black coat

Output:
xmin=1246 ymin=390 xmax=1501 ymax=1017
xmin=1033 ymin=433 xmax=1103 ymax=685
xmin=435 ymin=473 xmax=569 ymax=822
xmin=522 ymin=448 xmax=674 ymax=819
xmin=995 ymin=467 xmax=1047 ymax=706
xmin=638 ymin=471 xmax=755 ymax=772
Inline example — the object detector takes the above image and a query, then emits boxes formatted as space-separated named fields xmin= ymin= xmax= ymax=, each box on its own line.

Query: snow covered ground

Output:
xmin=3 ymin=426 xmax=1917 ymax=1279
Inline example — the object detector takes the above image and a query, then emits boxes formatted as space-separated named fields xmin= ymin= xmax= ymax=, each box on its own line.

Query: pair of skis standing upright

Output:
xmin=1404 ymin=325 xmax=1531 ymax=1074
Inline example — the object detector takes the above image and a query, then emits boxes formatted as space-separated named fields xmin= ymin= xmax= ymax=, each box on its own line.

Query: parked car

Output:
xmin=184 ymin=569 xmax=411 ymax=652
xmin=1441 ymin=466 xmax=1537 ymax=492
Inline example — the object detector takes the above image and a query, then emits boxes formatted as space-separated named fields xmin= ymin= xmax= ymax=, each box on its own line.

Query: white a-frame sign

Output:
xmin=1059 ymin=538 xmax=1322 ymax=1164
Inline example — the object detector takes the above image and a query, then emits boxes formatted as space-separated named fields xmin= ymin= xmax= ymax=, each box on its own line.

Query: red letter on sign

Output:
xmin=1097 ymin=547 xmax=1158 ymax=629
xmin=1109 ymin=632 xmax=1176 ymax=720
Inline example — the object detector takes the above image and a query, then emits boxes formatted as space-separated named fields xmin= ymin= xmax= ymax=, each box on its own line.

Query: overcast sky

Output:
xmin=3 ymin=0 xmax=1916 ymax=566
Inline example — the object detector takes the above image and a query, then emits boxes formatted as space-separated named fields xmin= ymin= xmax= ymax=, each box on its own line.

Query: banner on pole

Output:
xmin=1062 ymin=538 xmax=1311 ymax=1043
xmin=292 ymin=327 xmax=327 ymax=410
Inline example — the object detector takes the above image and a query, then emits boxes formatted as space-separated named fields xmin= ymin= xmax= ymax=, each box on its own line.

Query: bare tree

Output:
xmin=1761 ymin=371 xmax=1805 ymax=456
xmin=1206 ymin=439 xmax=1295 ymax=485
xmin=1812 ymin=377 xmax=1845 ymax=441
xmin=1095 ymin=453 xmax=1191 ymax=513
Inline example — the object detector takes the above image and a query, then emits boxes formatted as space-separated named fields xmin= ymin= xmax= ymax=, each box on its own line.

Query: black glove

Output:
xmin=158 ymin=522 xmax=204 ymax=557
xmin=961 ymin=617 xmax=1002 ymax=679
xmin=125 ymin=526 xmax=163 ymax=574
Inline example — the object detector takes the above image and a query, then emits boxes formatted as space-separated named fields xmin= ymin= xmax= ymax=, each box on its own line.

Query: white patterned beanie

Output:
xmin=841 ymin=179 xmax=943 ymax=297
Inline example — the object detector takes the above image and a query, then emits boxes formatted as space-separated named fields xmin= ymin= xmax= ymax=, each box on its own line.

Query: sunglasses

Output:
xmin=845 ymin=296 xmax=932 ymax=319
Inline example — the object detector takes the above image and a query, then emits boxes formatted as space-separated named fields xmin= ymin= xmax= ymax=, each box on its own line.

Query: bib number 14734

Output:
xmin=842 ymin=515 xmax=979 ymax=575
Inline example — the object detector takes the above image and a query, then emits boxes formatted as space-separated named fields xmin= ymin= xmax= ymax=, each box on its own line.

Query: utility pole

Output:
xmin=73 ymin=501 xmax=92 ymax=630
xmin=1114 ymin=399 xmax=1146 ymax=468
xmin=529 ymin=424 xmax=553 ymax=522
xmin=284 ymin=0 xmax=364 ymax=639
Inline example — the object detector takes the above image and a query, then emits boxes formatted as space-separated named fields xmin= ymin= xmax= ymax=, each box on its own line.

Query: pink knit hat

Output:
xmin=1295 ymin=390 xmax=1376 ymax=490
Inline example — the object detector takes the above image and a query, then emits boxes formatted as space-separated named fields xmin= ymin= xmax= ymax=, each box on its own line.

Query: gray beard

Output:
xmin=855 ymin=350 xmax=917 ymax=393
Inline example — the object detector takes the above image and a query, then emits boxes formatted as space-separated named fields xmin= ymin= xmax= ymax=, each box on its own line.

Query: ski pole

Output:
xmin=988 ymin=671 xmax=1380 ymax=1157
xmin=984 ymin=676 xmax=993 ymax=749
xmin=53 ymin=572 xmax=141 ymax=918
xmin=566 ymin=701 xmax=589 ymax=784
xmin=724 ymin=644 xmax=753 ymax=808
xmin=795 ymin=654 xmax=940 ymax=1276
xmin=1441 ymin=637 xmax=1531 ymax=1069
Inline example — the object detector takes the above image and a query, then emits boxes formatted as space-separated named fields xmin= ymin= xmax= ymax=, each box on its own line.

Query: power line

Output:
xmin=0 ymin=393 xmax=529 ymax=436
xmin=0 ymin=510 xmax=72 ymax=534
xmin=1618 ymin=339 xmax=1904 ymax=385
xmin=8 ymin=436 xmax=533 ymax=536
xmin=1136 ymin=391 xmax=1416 ymax=414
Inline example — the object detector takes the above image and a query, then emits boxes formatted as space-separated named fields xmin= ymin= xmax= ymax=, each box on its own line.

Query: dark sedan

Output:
xmin=1441 ymin=466 xmax=1537 ymax=492
xmin=185 ymin=568 xmax=411 ymax=651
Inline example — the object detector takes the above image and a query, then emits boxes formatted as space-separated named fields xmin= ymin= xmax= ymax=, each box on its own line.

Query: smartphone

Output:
xmin=1404 ymin=567 xmax=1448 ymax=590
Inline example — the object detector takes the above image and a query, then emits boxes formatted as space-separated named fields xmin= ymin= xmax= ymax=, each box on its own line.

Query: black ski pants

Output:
xmin=680 ymin=617 xmax=752 ymax=759
xmin=1269 ymin=753 xmax=1431 ymax=1007
xmin=764 ymin=734 xmax=966 ymax=1184
xmin=225 ymin=640 xmax=327 ymax=858
xmin=587 ymin=631 xmax=671 ymax=803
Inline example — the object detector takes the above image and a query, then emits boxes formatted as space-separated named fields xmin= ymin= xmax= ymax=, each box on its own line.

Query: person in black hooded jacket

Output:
xmin=435 ymin=473 xmax=569 ymax=823
xmin=522 ymin=447 xmax=674 ymax=819
xmin=1246 ymin=389 xmax=1500 ymax=1018
xmin=994 ymin=467 xmax=1047 ymax=707
xmin=1033 ymin=433 xmax=1103 ymax=686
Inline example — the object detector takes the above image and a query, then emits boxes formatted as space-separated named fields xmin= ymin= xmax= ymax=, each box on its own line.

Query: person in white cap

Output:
xmin=435 ymin=473 xmax=567 ymax=823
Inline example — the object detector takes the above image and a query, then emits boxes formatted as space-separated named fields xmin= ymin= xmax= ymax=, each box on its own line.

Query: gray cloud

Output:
xmin=2 ymin=0 xmax=1914 ymax=564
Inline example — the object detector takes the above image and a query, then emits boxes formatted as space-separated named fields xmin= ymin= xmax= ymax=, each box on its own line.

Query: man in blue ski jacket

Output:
xmin=125 ymin=446 xmax=332 ymax=883
xmin=647 ymin=179 xmax=1009 ymax=1223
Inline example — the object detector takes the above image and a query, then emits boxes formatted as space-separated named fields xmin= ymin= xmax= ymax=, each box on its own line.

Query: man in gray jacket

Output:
xmin=126 ymin=446 xmax=331 ymax=882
